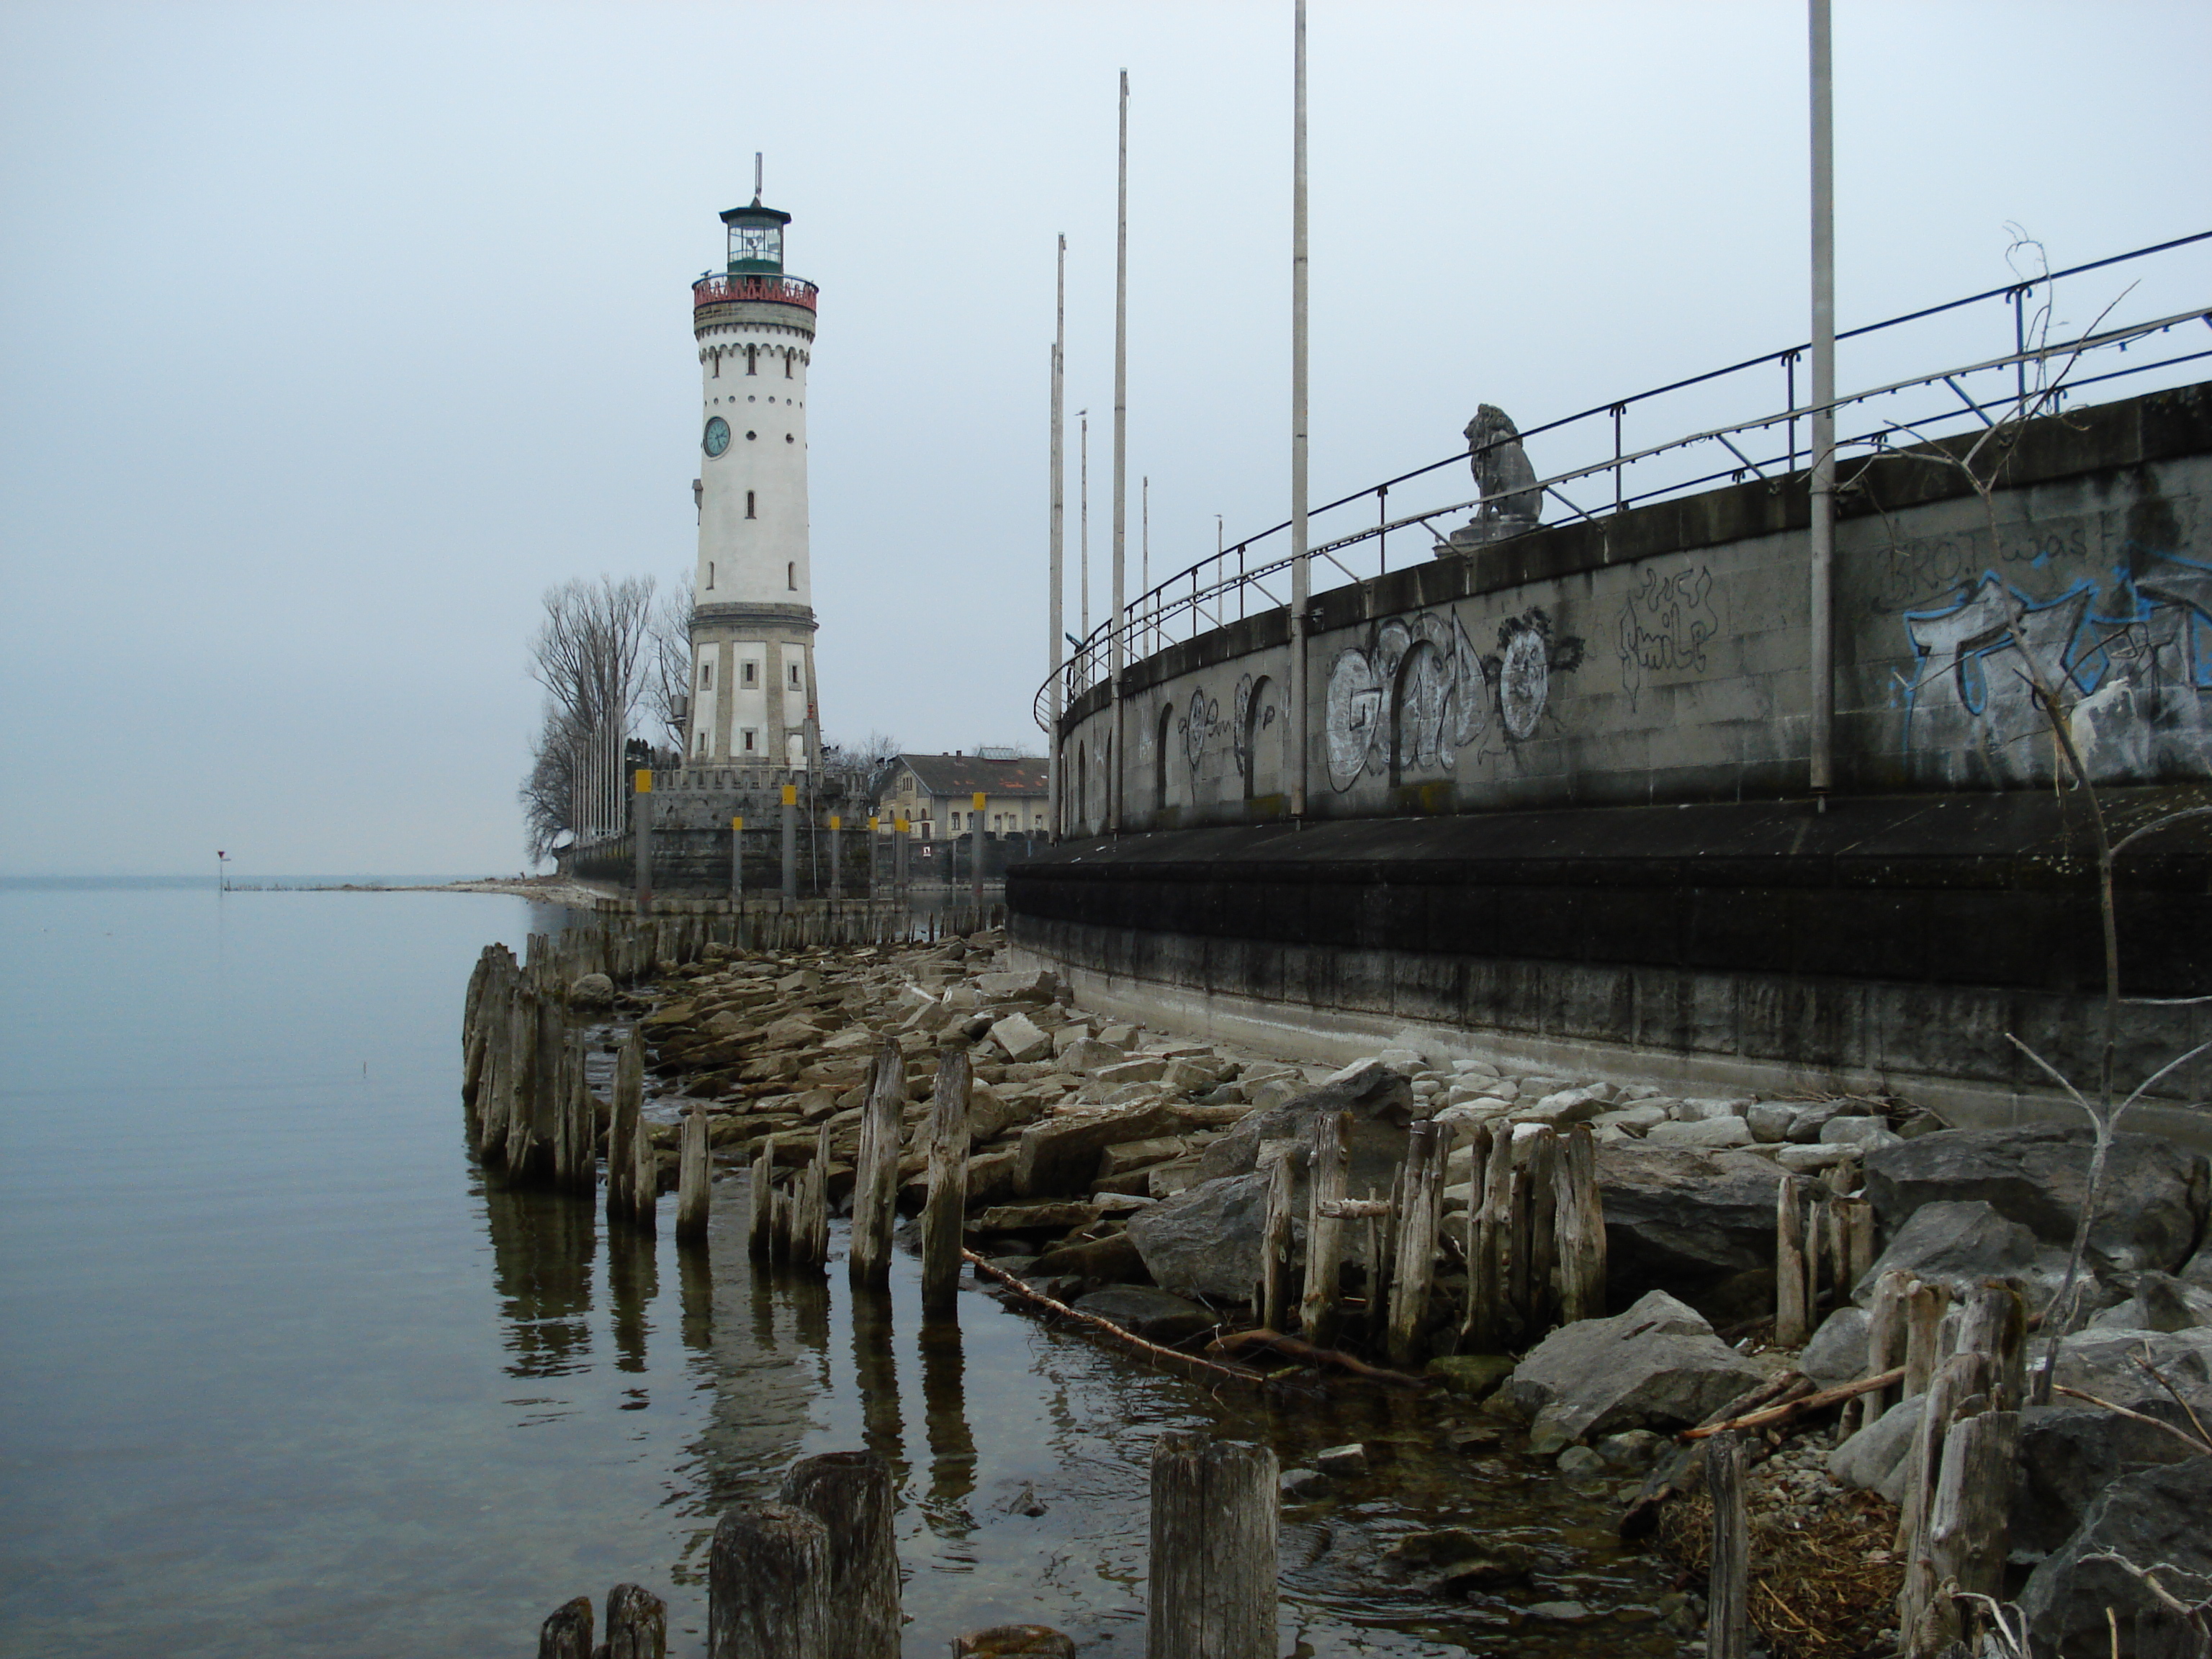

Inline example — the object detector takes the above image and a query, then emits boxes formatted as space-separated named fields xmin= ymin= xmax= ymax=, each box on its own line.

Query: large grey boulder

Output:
xmin=1193 ymin=1058 xmax=1413 ymax=1182
xmin=1851 ymin=1199 xmax=2043 ymax=1302
xmin=2087 ymin=1270 xmax=2212 ymax=1332
xmin=1593 ymin=1145 xmax=1786 ymax=1295
xmin=2046 ymin=1325 xmax=2212 ymax=1415
xmin=1826 ymin=1395 xmax=1925 ymax=1503
xmin=1799 ymin=1305 xmax=1870 ymax=1387
xmin=2183 ymin=1246 xmax=2212 ymax=1291
xmin=2011 ymin=1405 xmax=2206 ymax=1562
xmin=1012 ymin=1103 xmax=1179 ymax=1197
xmin=1862 ymin=1125 xmax=2209 ymax=1277
xmin=2019 ymin=1458 xmax=2212 ymax=1659
xmin=1498 ymin=1290 xmax=1765 ymax=1439
xmin=1124 ymin=1171 xmax=1275 ymax=1302
xmin=1069 ymin=1285 xmax=1216 ymax=1344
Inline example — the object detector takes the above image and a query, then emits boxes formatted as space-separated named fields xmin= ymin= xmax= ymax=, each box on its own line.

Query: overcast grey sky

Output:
xmin=3 ymin=1 xmax=2206 ymax=876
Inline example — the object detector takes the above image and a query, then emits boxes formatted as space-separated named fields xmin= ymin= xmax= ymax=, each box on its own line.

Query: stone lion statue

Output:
xmin=1442 ymin=404 xmax=1541 ymax=552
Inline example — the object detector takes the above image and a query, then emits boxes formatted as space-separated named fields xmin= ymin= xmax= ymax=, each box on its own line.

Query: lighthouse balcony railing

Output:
xmin=1035 ymin=228 xmax=2212 ymax=732
xmin=692 ymin=274 xmax=819 ymax=313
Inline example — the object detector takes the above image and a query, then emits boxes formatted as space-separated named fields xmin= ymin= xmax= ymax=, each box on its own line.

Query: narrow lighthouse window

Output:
xmin=745 ymin=346 xmax=757 ymax=375
xmin=784 ymin=353 xmax=793 ymax=379
xmin=786 ymin=561 xmax=796 ymax=590
xmin=745 ymin=491 xmax=756 ymax=520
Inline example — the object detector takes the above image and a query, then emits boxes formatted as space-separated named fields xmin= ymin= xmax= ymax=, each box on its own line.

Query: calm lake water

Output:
xmin=0 ymin=880 xmax=1677 ymax=1657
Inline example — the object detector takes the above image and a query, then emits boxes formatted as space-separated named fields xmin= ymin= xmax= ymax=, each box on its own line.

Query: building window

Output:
xmin=788 ymin=662 xmax=800 ymax=688
xmin=742 ymin=729 xmax=757 ymax=752
xmin=745 ymin=491 xmax=756 ymax=519
xmin=695 ymin=729 xmax=707 ymax=756
xmin=746 ymin=345 xmax=757 ymax=375
xmin=700 ymin=662 xmax=712 ymax=689
xmin=742 ymin=661 xmax=757 ymax=686
xmin=786 ymin=561 xmax=796 ymax=590
xmin=707 ymin=560 xmax=714 ymax=588
xmin=784 ymin=353 xmax=793 ymax=379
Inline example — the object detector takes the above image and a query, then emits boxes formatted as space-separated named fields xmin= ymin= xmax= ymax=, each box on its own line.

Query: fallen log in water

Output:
xmin=1207 ymin=1328 xmax=1429 ymax=1389
xmin=961 ymin=1251 xmax=1267 ymax=1390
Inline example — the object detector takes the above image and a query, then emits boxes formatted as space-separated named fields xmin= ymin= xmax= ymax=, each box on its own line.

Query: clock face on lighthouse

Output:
xmin=702 ymin=416 xmax=732 ymax=457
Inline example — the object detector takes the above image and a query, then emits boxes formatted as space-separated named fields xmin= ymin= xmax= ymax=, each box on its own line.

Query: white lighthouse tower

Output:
xmin=685 ymin=181 xmax=819 ymax=773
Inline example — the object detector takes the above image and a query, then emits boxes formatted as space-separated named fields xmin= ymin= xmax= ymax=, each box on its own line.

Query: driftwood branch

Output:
xmin=1208 ymin=1328 xmax=1429 ymax=1388
xmin=961 ymin=1251 xmax=1266 ymax=1390
xmin=1678 ymin=1367 xmax=1905 ymax=1441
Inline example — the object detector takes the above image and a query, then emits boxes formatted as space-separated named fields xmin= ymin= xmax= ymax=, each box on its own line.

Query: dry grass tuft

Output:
xmin=1658 ymin=1462 xmax=1902 ymax=1659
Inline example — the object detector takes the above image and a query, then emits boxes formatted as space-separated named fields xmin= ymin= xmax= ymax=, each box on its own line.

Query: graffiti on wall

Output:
xmin=1323 ymin=607 xmax=1583 ymax=791
xmin=1617 ymin=564 xmax=1721 ymax=711
xmin=1898 ymin=549 xmax=2212 ymax=781
xmin=1231 ymin=674 xmax=1278 ymax=785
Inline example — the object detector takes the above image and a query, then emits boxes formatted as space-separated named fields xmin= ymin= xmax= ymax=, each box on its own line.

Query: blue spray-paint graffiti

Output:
xmin=1899 ymin=550 xmax=2212 ymax=780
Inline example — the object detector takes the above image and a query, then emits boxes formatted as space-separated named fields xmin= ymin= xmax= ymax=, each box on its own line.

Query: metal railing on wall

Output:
xmin=1035 ymin=230 xmax=2212 ymax=732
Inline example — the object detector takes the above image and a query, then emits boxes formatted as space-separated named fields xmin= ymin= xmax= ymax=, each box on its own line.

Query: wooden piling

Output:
xmin=778 ymin=1451 xmax=900 ymax=1659
xmin=606 ymin=1583 xmax=667 ymax=1659
xmin=538 ymin=1596 xmax=593 ymax=1659
xmin=608 ymin=1033 xmax=644 ymax=1223
xmin=1257 ymin=1146 xmax=1295 ymax=1332
xmin=709 ymin=1503 xmax=831 ymax=1659
xmin=920 ymin=1048 xmax=973 ymax=1313
xmin=1299 ymin=1110 xmax=1349 ymax=1346
xmin=1524 ymin=1127 xmax=1559 ymax=1331
xmin=848 ymin=1039 xmax=904 ymax=1288
xmin=1953 ymin=1280 xmax=2026 ymax=1407
xmin=796 ymin=1124 xmax=831 ymax=1267
xmin=1706 ymin=1429 xmax=1749 ymax=1659
xmin=1901 ymin=1278 xmax=1951 ymax=1400
xmin=1853 ymin=1269 xmax=1911 ymax=1434
xmin=631 ymin=1110 xmax=660 ymax=1234
xmin=676 ymin=1105 xmax=710 ymax=1244
xmin=1146 ymin=1431 xmax=1278 ymax=1659
xmin=1924 ymin=1407 xmax=2019 ymax=1655
xmin=952 ymin=1628 xmax=1077 ymax=1658
xmin=1776 ymin=1175 xmax=1809 ymax=1347
xmin=1552 ymin=1123 xmax=1607 ymax=1324
xmin=1839 ymin=1195 xmax=1876 ymax=1291
xmin=1386 ymin=1121 xmax=1445 ymax=1367
xmin=1469 ymin=1123 xmax=1514 ymax=1349
xmin=748 ymin=1140 xmax=774 ymax=1259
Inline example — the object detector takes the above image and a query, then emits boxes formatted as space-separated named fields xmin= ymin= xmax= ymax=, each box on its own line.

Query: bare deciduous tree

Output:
xmin=642 ymin=575 xmax=694 ymax=755
xmin=519 ymin=575 xmax=657 ymax=862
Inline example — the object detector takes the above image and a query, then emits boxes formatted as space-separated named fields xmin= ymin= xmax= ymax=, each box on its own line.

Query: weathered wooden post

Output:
xmin=921 ymin=1048 xmax=973 ymax=1313
xmin=1552 ymin=1122 xmax=1607 ymax=1323
xmin=894 ymin=816 xmax=909 ymax=896
xmin=827 ymin=814 xmax=842 ymax=900
xmin=539 ymin=1596 xmax=594 ymax=1659
xmin=1706 ymin=1429 xmax=1749 ymax=1659
xmin=1523 ymin=1126 xmax=1560 ymax=1331
xmin=1147 ymin=1431 xmax=1278 ymax=1659
xmin=799 ymin=1124 xmax=832 ymax=1266
xmin=1299 ymin=1110 xmax=1349 ymax=1345
xmin=606 ymin=1583 xmax=667 ymax=1659
xmin=1853 ymin=1269 xmax=1911 ymax=1434
xmin=608 ymin=1033 xmax=644 ymax=1223
xmin=631 ymin=1116 xmax=660 ymax=1233
xmin=781 ymin=782 xmax=799 ymax=909
xmin=848 ymin=1039 xmax=904 ymax=1287
xmin=747 ymin=1140 xmax=774 ymax=1259
xmin=1897 ymin=1349 xmax=1992 ymax=1643
xmin=709 ymin=1503 xmax=831 ymax=1659
xmin=633 ymin=768 xmax=655 ymax=917
xmin=778 ymin=1452 xmax=900 ymax=1659
xmin=1257 ymin=1144 xmax=1295 ymax=1331
xmin=1386 ymin=1121 xmax=1445 ymax=1367
xmin=1776 ymin=1174 xmax=1810 ymax=1347
xmin=1923 ymin=1406 xmax=2020 ymax=1655
xmin=1954 ymin=1281 xmax=2027 ymax=1406
xmin=677 ymin=1105 xmax=710 ymax=1244
xmin=731 ymin=814 xmax=745 ymax=910
xmin=1470 ymin=1123 xmax=1514 ymax=1349
xmin=866 ymin=815 xmax=879 ymax=901
xmin=1902 ymin=1278 xmax=1950 ymax=1399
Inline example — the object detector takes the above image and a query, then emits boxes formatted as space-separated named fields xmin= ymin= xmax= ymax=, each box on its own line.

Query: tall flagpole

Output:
xmin=1808 ymin=0 xmax=1835 ymax=800
xmin=1110 ymin=68 xmax=1130 ymax=834
xmin=1048 ymin=235 xmax=1066 ymax=838
xmin=1288 ymin=0 xmax=1310 ymax=819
